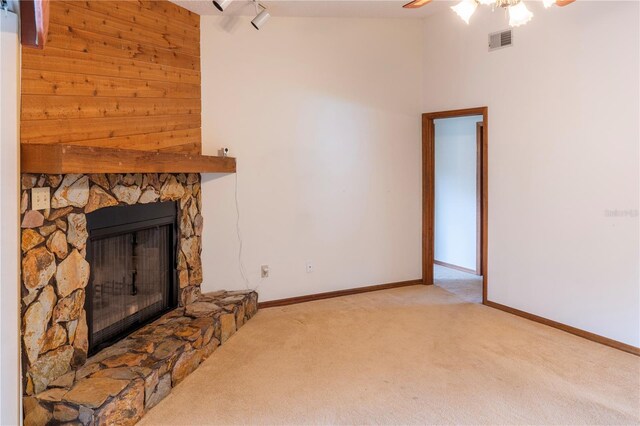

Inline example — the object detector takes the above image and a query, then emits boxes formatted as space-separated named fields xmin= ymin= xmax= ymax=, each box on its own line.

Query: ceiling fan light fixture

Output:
xmin=508 ymin=1 xmax=533 ymax=26
xmin=451 ymin=0 xmax=478 ymax=24
xmin=403 ymin=0 xmax=432 ymax=9
xmin=406 ymin=0 xmax=573 ymax=27
xmin=212 ymin=0 xmax=232 ymax=12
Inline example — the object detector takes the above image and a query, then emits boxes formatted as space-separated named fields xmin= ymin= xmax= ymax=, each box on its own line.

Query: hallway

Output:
xmin=434 ymin=264 xmax=482 ymax=303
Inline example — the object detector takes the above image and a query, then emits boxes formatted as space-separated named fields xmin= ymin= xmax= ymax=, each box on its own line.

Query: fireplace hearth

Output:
xmin=86 ymin=202 xmax=178 ymax=355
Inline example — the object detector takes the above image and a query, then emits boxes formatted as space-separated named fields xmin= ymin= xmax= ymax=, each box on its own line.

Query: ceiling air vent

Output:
xmin=488 ymin=29 xmax=512 ymax=52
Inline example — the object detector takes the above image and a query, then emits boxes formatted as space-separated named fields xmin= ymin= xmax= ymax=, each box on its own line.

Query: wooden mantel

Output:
xmin=21 ymin=144 xmax=236 ymax=174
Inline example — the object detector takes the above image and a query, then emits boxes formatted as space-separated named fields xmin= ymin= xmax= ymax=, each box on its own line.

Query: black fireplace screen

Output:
xmin=86 ymin=202 xmax=178 ymax=355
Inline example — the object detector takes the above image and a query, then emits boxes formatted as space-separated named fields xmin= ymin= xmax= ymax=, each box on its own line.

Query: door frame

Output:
xmin=475 ymin=121 xmax=483 ymax=275
xmin=422 ymin=107 xmax=488 ymax=303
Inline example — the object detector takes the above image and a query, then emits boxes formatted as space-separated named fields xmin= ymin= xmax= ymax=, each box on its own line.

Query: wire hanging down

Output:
xmin=235 ymin=173 xmax=253 ymax=291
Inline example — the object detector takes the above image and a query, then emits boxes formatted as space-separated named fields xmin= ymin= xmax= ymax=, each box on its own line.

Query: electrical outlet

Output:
xmin=261 ymin=265 xmax=269 ymax=278
xmin=31 ymin=187 xmax=50 ymax=210
xmin=305 ymin=261 xmax=313 ymax=273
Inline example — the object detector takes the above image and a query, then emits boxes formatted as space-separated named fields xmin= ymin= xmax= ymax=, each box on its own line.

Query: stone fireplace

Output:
xmin=15 ymin=1 xmax=252 ymax=423
xmin=20 ymin=172 xmax=258 ymax=425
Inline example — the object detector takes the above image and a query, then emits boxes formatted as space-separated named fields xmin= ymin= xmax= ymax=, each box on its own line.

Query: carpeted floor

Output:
xmin=141 ymin=285 xmax=640 ymax=425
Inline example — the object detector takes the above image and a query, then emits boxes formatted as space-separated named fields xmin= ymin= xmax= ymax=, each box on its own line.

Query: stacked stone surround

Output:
xmin=23 ymin=290 xmax=258 ymax=426
xmin=19 ymin=172 xmax=259 ymax=425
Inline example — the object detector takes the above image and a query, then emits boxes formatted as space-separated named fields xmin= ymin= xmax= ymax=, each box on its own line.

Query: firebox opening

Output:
xmin=85 ymin=201 xmax=178 ymax=356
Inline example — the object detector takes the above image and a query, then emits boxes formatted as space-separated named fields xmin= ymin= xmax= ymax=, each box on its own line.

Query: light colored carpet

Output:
xmin=141 ymin=285 xmax=640 ymax=425
xmin=434 ymin=264 xmax=483 ymax=303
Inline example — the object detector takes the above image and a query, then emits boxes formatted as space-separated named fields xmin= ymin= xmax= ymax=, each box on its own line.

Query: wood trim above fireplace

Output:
xmin=21 ymin=144 xmax=236 ymax=174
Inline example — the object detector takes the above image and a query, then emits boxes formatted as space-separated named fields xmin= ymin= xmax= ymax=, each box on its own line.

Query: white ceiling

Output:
xmin=171 ymin=0 xmax=452 ymax=19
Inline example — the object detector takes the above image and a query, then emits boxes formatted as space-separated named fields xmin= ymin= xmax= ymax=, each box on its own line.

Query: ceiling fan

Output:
xmin=403 ymin=0 xmax=576 ymax=27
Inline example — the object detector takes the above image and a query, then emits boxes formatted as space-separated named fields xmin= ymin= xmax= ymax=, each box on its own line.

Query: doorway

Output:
xmin=422 ymin=107 xmax=488 ymax=303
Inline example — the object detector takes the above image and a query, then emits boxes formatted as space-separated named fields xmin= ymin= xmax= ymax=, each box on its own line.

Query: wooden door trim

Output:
xmin=476 ymin=121 xmax=483 ymax=275
xmin=422 ymin=107 xmax=488 ymax=304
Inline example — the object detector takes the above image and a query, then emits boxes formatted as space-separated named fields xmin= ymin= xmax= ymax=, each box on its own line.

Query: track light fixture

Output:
xmin=213 ymin=0 xmax=270 ymax=30
xmin=212 ymin=0 xmax=232 ymax=12
xmin=251 ymin=2 xmax=270 ymax=30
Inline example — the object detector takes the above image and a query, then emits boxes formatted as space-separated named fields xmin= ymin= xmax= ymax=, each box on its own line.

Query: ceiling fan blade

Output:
xmin=556 ymin=0 xmax=576 ymax=6
xmin=403 ymin=0 xmax=432 ymax=9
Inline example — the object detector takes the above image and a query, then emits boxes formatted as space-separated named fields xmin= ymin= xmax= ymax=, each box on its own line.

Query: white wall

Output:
xmin=0 ymin=9 xmax=21 ymax=425
xmin=200 ymin=17 xmax=423 ymax=301
xmin=435 ymin=115 xmax=482 ymax=271
xmin=422 ymin=1 xmax=639 ymax=346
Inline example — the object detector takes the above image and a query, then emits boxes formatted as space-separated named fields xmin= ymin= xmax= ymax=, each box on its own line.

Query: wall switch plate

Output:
xmin=305 ymin=261 xmax=313 ymax=273
xmin=261 ymin=265 xmax=269 ymax=278
xmin=31 ymin=187 xmax=50 ymax=210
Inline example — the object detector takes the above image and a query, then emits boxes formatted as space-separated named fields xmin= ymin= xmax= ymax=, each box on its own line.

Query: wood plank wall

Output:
xmin=21 ymin=0 xmax=202 ymax=154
